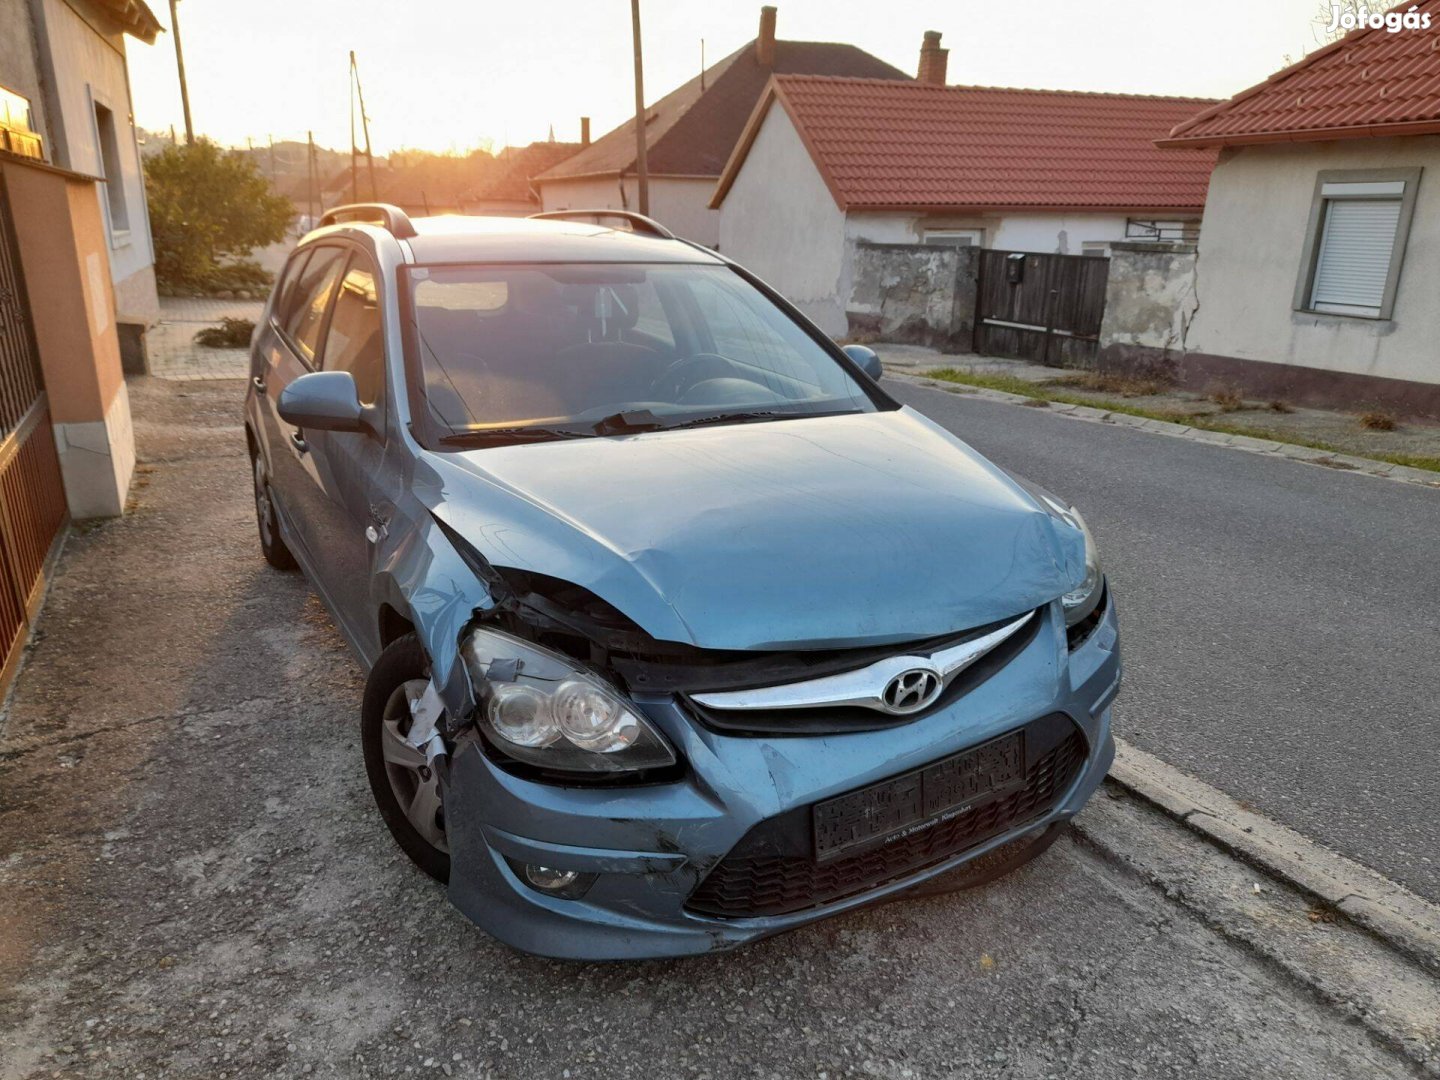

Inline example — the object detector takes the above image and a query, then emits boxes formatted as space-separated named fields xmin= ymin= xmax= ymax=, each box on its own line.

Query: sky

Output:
xmin=126 ymin=0 xmax=1337 ymax=156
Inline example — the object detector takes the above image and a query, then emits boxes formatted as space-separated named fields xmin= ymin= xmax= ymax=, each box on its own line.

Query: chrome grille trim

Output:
xmin=689 ymin=611 xmax=1035 ymax=717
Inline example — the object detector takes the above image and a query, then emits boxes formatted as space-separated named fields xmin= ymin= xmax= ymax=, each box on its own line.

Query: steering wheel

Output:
xmin=649 ymin=353 xmax=737 ymax=402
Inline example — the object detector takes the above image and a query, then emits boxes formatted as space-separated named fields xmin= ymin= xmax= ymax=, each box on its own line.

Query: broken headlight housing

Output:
xmin=1041 ymin=497 xmax=1104 ymax=627
xmin=461 ymin=627 xmax=676 ymax=774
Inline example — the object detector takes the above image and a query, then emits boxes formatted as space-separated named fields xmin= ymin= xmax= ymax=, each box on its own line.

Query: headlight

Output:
xmin=1040 ymin=496 xmax=1104 ymax=627
xmin=462 ymin=627 xmax=676 ymax=774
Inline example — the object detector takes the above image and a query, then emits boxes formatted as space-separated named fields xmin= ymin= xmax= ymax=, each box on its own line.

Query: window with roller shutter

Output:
xmin=1295 ymin=170 xmax=1421 ymax=321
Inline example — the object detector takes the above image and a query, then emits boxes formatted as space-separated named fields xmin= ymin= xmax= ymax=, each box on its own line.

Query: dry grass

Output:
xmin=1267 ymin=400 xmax=1294 ymax=414
xmin=1359 ymin=410 xmax=1398 ymax=432
xmin=1047 ymin=372 xmax=1172 ymax=398
xmin=1206 ymin=383 xmax=1246 ymax=413
xmin=922 ymin=368 xmax=1440 ymax=474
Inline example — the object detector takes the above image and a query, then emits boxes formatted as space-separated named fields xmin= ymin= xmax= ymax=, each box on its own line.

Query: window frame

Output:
xmin=320 ymin=250 xmax=387 ymax=417
xmin=90 ymin=96 xmax=131 ymax=241
xmin=922 ymin=228 xmax=984 ymax=248
xmin=1293 ymin=167 xmax=1421 ymax=322
xmin=274 ymin=243 xmax=349 ymax=368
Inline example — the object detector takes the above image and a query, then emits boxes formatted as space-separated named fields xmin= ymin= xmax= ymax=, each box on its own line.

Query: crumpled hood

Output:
xmin=420 ymin=407 xmax=1085 ymax=651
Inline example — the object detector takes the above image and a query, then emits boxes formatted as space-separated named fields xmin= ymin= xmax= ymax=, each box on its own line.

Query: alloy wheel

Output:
xmin=252 ymin=454 xmax=274 ymax=546
xmin=380 ymin=678 xmax=448 ymax=853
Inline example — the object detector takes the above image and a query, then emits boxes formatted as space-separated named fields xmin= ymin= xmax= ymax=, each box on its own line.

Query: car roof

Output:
xmin=304 ymin=214 xmax=726 ymax=266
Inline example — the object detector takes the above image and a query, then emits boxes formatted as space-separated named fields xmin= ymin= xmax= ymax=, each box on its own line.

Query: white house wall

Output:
xmin=538 ymin=174 xmax=720 ymax=248
xmin=1186 ymin=136 xmax=1440 ymax=387
xmin=42 ymin=0 xmax=157 ymax=326
xmin=716 ymin=104 xmax=849 ymax=335
xmin=843 ymin=212 xmax=1135 ymax=254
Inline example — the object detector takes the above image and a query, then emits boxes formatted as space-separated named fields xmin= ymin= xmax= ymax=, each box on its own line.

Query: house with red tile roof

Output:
xmin=709 ymin=74 xmax=1217 ymax=335
xmin=1142 ymin=0 xmax=1440 ymax=415
xmin=464 ymin=139 xmax=584 ymax=216
xmin=533 ymin=6 xmax=912 ymax=248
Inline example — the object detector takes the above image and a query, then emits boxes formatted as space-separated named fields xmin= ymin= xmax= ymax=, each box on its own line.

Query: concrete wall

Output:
xmin=37 ymin=0 xmax=158 ymax=330
xmin=3 ymin=157 xmax=135 ymax=518
xmin=1186 ymin=136 xmax=1440 ymax=388
xmin=846 ymin=242 xmax=978 ymax=350
xmin=716 ymin=104 xmax=849 ymax=334
xmin=843 ymin=211 xmax=1151 ymax=255
xmin=538 ymin=174 xmax=721 ymax=247
xmin=0 ymin=2 xmax=50 ymax=142
xmin=1097 ymin=241 xmax=1198 ymax=369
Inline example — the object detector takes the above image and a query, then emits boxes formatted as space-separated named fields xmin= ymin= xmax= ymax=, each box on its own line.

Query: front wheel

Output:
xmin=361 ymin=633 xmax=451 ymax=883
xmin=251 ymin=449 xmax=297 ymax=571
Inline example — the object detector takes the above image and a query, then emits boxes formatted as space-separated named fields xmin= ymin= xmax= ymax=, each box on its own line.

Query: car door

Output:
xmin=257 ymin=244 xmax=349 ymax=569
xmin=285 ymin=250 xmax=395 ymax=661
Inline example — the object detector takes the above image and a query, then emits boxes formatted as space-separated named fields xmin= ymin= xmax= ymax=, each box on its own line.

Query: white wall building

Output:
xmin=22 ymin=0 xmax=162 ymax=367
xmin=1148 ymin=9 xmax=1440 ymax=416
xmin=534 ymin=6 xmax=912 ymax=248
xmin=712 ymin=76 xmax=1217 ymax=337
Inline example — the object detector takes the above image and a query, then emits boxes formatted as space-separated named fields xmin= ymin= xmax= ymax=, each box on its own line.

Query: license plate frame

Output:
xmin=812 ymin=730 xmax=1026 ymax=862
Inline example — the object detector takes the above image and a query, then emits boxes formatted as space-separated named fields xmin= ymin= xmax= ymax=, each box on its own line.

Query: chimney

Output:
xmin=580 ymin=116 xmax=591 ymax=146
xmin=757 ymin=6 xmax=777 ymax=67
xmin=917 ymin=30 xmax=948 ymax=86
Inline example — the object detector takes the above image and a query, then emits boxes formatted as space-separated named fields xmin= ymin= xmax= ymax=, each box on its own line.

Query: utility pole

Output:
xmin=349 ymin=63 xmax=358 ymax=203
xmin=630 ymin=0 xmax=649 ymax=215
xmin=306 ymin=130 xmax=317 ymax=229
xmin=168 ymin=0 xmax=194 ymax=144
xmin=350 ymin=51 xmax=378 ymax=201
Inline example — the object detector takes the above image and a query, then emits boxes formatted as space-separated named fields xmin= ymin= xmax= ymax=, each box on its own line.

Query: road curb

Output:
xmin=1106 ymin=737 xmax=1440 ymax=977
xmin=886 ymin=369 xmax=1440 ymax=491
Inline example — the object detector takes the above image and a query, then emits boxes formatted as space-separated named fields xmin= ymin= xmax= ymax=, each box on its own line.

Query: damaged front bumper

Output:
xmin=442 ymin=598 xmax=1120 ymax=960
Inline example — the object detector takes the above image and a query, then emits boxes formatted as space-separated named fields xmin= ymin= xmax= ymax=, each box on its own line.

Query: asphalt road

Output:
xmin=0 ymin=376 xmax=1418 ymax=1080
xmin=888 ymin=378 xmax=1440 ymax=903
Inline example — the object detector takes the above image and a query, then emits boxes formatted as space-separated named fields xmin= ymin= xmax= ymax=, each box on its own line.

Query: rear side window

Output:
xmin=322 ymin=257 xmax=384 ymax=406
xmin=283 ymin=247 xmax=347 ymax=363
xmin=271 ymin=250 xmax=312 ymax=327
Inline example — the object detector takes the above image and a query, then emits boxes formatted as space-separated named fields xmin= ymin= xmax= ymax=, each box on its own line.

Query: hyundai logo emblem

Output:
xmin=880 ymin=667 xmax=942 ymax=714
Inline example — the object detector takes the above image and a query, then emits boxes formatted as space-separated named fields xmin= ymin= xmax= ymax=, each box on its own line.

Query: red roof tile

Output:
xmin=1160 ymin=1 xmax=1440 ymax=147
xmin=535 ymin=40 xmax=908 ymax=184
xmin=715 ymin=76 xmax=1218 ymax=213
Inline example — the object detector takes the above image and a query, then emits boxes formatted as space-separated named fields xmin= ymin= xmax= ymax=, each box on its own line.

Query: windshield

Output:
xmin=405 ymin=262 xmax=878 ymax=445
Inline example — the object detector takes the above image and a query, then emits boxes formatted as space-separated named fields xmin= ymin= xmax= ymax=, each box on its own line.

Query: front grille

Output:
xmin=685 ymin=610 xmax=1043 ymax=736
xmin=686 ymin=713 xmax=1087 ymax=919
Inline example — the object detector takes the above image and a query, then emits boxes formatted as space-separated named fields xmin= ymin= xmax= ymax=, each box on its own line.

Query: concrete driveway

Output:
xmin=885 ymin=378 xmax=1440 ymax=903
xmin=0 ymin=377 xmax=1429 ymax=1079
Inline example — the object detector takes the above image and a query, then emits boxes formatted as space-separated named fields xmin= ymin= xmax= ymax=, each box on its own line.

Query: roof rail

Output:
xmin=317 ymin=203 xmax=418 ymax=239
xmin=527 ymin=209 xmax=675 ymax=240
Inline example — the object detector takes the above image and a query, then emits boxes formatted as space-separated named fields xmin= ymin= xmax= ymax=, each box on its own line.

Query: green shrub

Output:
xmin=145 ymin=140 xmax=291 ymax=291
xmin=194 ymin=317 xmax=256 ymax=348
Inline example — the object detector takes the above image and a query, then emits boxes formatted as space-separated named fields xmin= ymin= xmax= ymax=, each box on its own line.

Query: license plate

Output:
xmin=812 ymin=731 xmax=1025 ymax=861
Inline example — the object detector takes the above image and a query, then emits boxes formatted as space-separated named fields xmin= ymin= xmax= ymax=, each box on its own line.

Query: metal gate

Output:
xmin=973 ymin=249 xmax=1109 ymax=366
xmin=0 ymin=171 xmax=69 ymax=691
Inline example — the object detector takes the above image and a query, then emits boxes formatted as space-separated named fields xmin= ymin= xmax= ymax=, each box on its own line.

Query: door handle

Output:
xmin=252 ymin=375 xmax=266 ymax=392
xmin=290 ymin=430 xmax=309 ymax=454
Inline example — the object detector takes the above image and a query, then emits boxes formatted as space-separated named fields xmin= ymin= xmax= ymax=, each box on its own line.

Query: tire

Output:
xmin=361 ymin=633 xmax=451 ymax=883
xmin=250 ymin=447 xmax=297 ymax=571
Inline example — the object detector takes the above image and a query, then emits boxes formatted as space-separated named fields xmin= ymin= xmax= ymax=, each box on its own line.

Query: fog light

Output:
xmin=507 ymin=858 xmax=597 ymax=900
xmin=525 ymin=864 xmax=579 ymax=890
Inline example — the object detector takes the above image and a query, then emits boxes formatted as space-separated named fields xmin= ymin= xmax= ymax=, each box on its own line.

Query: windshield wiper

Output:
xmin=667 ymin=410 xmax=837 ymax=431
xmin=592 ymin=409 xmax=668 ymax=436
xmin=439 ymin=426 xmax=595 ymax=448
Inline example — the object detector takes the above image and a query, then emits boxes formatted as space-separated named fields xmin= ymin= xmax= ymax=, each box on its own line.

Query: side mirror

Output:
xmin=842 ymin=344 xmax=883 ymax=381
xmin=278 ymin=370 xmax=367 ymax=433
